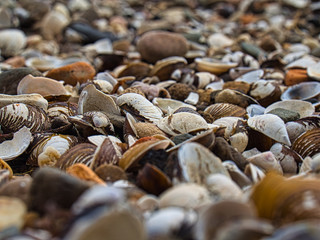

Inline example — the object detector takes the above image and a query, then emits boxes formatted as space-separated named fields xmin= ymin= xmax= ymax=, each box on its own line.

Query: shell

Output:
xmin=116 ymin=93 xmax=163 ymax=124
xmin=195 ymin=58 xmax=238 ymax=75
xmin=158 ymin=112 xmax=208 ymax=136
xmin=204 ymin=103 xmax=246 ymax=121
xmin=246 ymin=151 xmax=283 ymax=175
xmin=0 ymin=93 xmax=48 ymax=110
xmin=177 ymin=142 xmax=230 ymax=184
xmin=291 ymin=129 xmax=320 ymax=158
xmin=281 ymin=82 xmax=320 ymax=101
xmin=150 ymin=56 xmax=187 ymax=81
xmin=66 ymin=163 xmax=106 ymax=185
xmin=0 ymin=29 xmax=26 ymax=57
xmin=55 ymin=143 xmax=96 ymax=170
xmin=159 ymin=183 xmax=212 ymax=209
xmin=249 ymin=80 xmax=281 ymax=107
xmin=28 ymin=133 xmax=78 ymax=167
xmin=286 ymin=116 xmax=320 ymax=142
xmin=0 ymin=103 xmax=50 ymax=133
xmin=0 ymin=127 xmax=32 ymax=161
xmin=235 ymin=69 xmax=264 ymax=83
xmin=248 ymin=114 xmax=291 ymax=146
xmin=307 ymin=62 xmax=320 ymax=81
xmin=244 ymin=163 xmax=266 ymax=183
xmin=152 ymin=97 xmax=196 ymax=114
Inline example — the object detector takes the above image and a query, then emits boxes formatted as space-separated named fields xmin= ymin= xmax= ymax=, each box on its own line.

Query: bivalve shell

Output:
xmin=291 ymin=129 xmax=320 ymax=158
xmin=204 ymin=103 xmax=246 ymax=121
xmin=195 ymin=58 xmax=238 ymax=75
xmin=0 ymin=103 xmax=50 ymax=133
xmin=307 ymin=62 xmax=320 ymax=81
xmin=0 ymin=29 xmax=26 ymax=57
xmin=265 ymin=100 xmax=314 ymax=118
xmin=286 ymin=116 xmax=320 ymax=142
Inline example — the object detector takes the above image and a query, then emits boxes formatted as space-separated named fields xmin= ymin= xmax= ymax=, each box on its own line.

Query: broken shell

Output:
xmin=222 ymin=161 xmax=252 ymax=189
xmin=55 ymin=143 xmax=96 ymax=170
xmin=249 ymin=80 xmax=281 ymax=107
xmin=0 ymin=196 xmax=27 ymax=231
xmin=284 ymin=69 xmax=310 ymax=86
xmin=159 ymin=183 xmax=212 ymax=209
xmin=177 ymin=142 xmax=230 ymax=185
xmin=152 ymin=97 xmax=196 ymax=114
xmin=246 ymin=151 xmax=283 ymax=175
xmin=281 ymin=82 xmax=320 ymax=101
xmin=204 ymin=103 xmax=246 ymax=121
xmin=116 ymin=93 xmax=163 ymax=124
xmin=158 ymin=112 xmax=208 ymax=136
xmin=28 ymin=133 xmax=78 ymax=167
xmin=248 ymin=114 xmax=291 ymax=146
xmin=244 ymin=163 xmax=266 ymax=183
xmin=0 ymin=159 xmax=13 ymax=178
xmin=270 ymin=143 xmax=302 ymax=174
xmin=286 ymin=116 xmax=320 ymax=142
xmin=116 ymin=62 xmax=151 ymax=80
xmin=235 ymin=69 xmax=264 ymax=83
xmin=265 ymin=100 xmax=314 ymax=118
xmin=0 ymin=103 xmax=50 ymax=133
xmin=213 ymin=89 xmax=259 ymax=108
xmin=0 ymin=93 xmax=48 ymax=110
xmin=17 ymin=74 xmax=69 ymax=97
xmin=0 ymin=127 xmax=32 ymax=161
xmin=195 ymin=58 xmax=238 ymax=75
xmin=223 ymin=81 xmax=251 ymax=94
xmin=150 ymin=56 xmax=187 ymax=81
xmin=291 ymin=129 xmax=320 ymax=158
xmin=307 ymin=62 xmax=320 ymax=81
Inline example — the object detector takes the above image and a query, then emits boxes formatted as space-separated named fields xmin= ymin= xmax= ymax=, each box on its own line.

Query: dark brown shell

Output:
xmin=291 ymin=129 xmax=320 ymax=158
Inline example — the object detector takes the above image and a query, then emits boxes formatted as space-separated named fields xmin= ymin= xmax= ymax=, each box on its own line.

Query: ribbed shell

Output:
xmin=0 ymin=103 xmax=50 ymax=133
xmin=204 ymin=103 xmax=246 ymax=121
xmin=291 ymin=129 xmax=320 ymax=158
xmin=55 ymin=143 xmax=96 ymax=170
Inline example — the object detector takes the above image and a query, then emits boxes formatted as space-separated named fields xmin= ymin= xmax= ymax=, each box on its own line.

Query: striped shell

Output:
xmin=0 ymin=103 xmax=50 ymax=133
xmin=291 ymin=129 xmax=320 ymax=158
xmin=204 ymin=103 xmax=246 ymax=122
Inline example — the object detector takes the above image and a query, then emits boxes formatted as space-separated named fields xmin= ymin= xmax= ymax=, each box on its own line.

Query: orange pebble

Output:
xmin=45 ymin=61 xmax=96 ymax=86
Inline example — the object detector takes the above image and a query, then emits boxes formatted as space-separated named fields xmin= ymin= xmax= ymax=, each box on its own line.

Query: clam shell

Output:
xmin=248 ymin=114 xmax=291 ymax=146
xmin=235 ymin=69 xmax=264 ymax=83
xmin=204 ymin=103 xmax=246 ymax=121
xmin=158 ymin=112 xmax=208 ymax=136
xmin=152 ymin=97 xmax=196 ymax=114
xmin=0 ymin=103 xmax=50 ymax=133
xmin=177 ymin=142 xmax=230 ymax=184
xmin=281 ymin=82 xmax=320 ymax=101
xmin=117 ymin=93 xmax=163 ymax=124
xmin=55 ymin=143 xmax=96 ymax=170
xmin=0 ymin=127 xmax=32 ymax=161
xmin=0 ymin=93 xmax=48 ymax=110
xmin=286 ymin=116 xmax=320 ymax=142
xmin=265 ymin=100 xmax=314 ymax=118
xmin=291 ymin=129 xmax=320 ymax=158
xmin=150 ymin=56 xmax=187 ymax=81
xmin=246 ymin=151 xmax=283 ymax=175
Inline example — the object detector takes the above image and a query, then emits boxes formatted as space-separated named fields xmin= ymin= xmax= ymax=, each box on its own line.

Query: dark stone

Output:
xmin=0 ymin=67 xmax=41 ymax=94
xmin=268 ymin=108 xmax=300 ymax=123
xmin=29 ymin=167 xmax=90 ymax=214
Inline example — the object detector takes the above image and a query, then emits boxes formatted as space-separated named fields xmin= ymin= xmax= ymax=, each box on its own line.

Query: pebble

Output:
xmin=267 ymin=108 xmax=301 ymax=123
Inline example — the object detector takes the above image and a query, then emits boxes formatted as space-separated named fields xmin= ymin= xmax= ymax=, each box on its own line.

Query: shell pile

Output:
xmin=1 ymin=0 xmax=320 ymax=239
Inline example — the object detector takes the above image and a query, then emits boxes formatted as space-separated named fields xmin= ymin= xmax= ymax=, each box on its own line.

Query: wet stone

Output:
xmin=268 ymin=108 xmax=301 ymax=123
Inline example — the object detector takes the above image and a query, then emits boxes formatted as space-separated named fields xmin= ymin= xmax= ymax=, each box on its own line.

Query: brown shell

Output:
xmin=94 ymin=164 xmax=127 ymax=182
xmin=204 ymin=103 xmax=246 ymax=121
xmin=66 ymin=163 xmax=105 ymax=185
xmin=55 ymin=143 xmax=96 ymax=170
xmin=291 ymin=129 xmax=320 ymax=158
xmin=150 ymin=56 xmax=187 ymax=81
xmin=223 ymin=81 xmax=251 ymax=94
xmin=117 ymin=62 xmax=151 ymax=80
xmin=0 ymin=103 xmax=50 ymax=133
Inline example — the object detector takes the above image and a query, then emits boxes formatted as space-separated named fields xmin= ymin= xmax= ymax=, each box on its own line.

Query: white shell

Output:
xmin=178 ymin=142 xmax=230 ymax=184
xmin=152 ymin=97 xmax=196 ymax=115
xmin=117 ymin=93 xmax=163 ymax=124
xmin=0 ymin=127 xmax=32 ymax=161
xmin=286 ymin=116 xmax=320 ymax=142
xmin=265 ymin=100 xmax=314 ymax=118
xmin=0 ymin=93 xmax=48 ymax=110
xmin=307 ymin=62 xmax=320 ymax=81
xmin=246 ymin=151 xmax=283 ymax=175
xmin=248 ymin=114 xmax=291 ymax=146
xmin=158 ymin=112 xmax=208 ymax=136
xmin=250 ymin=80 xmax=276 ymax=100
xmin=0 ymin=29 xmax=26 ymax=56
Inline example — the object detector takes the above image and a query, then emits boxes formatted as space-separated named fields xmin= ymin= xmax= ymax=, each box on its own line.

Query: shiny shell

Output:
xmin=152 ymin=97 xmax=196 ymax=114
xmin=158 ymin=112 xmax=208 ymax=136
xmin=150 ymin=56 xmax=187 ymax=81
xmin=0 ymin=103 xmax=50 ymax=133
xmin=286 ymin=116 xmax=320 ymax=142
xmin=117 ymin=93 xmax=163 ymax=123
xmin=248 ymin=114 xmax=291 ymax=146
xmin=265 ymin=100 xmax=314 ymax=118
xmin=195 ymin=58 xmax=238 ymax=75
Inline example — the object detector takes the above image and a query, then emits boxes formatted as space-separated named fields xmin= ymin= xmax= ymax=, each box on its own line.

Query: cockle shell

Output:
xmin=158 ymin=112 xmax=208 ymax=136
xmin=0 ymin=103 xmax=50 ymax=133
xmin=286 ymin=116 xmax=320 ymax=142
xmin=291 ymin=129 xmax=320 ymax=158
xmin=248 ymin=114 xmax=291 ymax=146
xmin=0 ymin=127 xmax=32 ymax=161
xmin=117 ymin=93 xmax=163 ymax=124
xmin=177 ymin=142 xmax=230 ymax=185
xmin=204 ymin=103 xmax=246 ymax=121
